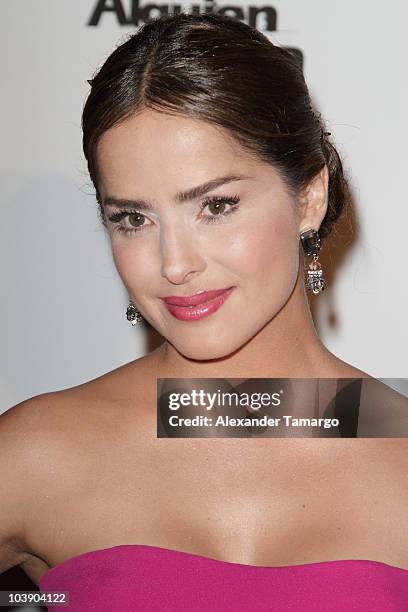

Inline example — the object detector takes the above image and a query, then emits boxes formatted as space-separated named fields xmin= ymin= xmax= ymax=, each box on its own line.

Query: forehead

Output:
xmin=96 ymin=109 xmax=264 ymax=198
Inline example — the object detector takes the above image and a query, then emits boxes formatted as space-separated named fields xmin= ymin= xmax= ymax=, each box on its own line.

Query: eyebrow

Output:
xmin=102 ymin=174 xmax=252 ymax=210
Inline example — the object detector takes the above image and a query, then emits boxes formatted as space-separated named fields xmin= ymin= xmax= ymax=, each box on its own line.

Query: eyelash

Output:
xmin=107 ymin=195 xmax=241 ymax=236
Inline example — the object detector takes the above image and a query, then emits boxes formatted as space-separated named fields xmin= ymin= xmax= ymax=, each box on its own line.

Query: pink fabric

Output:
xmin=39 ymin=544 xmax=408 ymax=611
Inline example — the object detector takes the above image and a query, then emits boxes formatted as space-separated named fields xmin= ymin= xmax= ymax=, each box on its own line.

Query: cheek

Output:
xmin=110 ymin=241 xmax=155 ymax=290
xmin=220 ymin=211 xmax=299 ymax=279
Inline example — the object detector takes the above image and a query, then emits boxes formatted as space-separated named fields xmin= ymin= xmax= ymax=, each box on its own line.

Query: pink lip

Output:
xmin=161 ymin=287 xmax=233 ymax=307
xmin=161 ymin=287 xmax=235 ymax=321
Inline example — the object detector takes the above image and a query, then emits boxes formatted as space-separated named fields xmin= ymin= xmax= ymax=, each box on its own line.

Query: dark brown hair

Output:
xmin=82 ymin=12 xmax=350 ymax=242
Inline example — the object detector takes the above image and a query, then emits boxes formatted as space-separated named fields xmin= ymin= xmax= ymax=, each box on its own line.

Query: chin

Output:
xmin=172 ymin=337 xmax=238 ymax=361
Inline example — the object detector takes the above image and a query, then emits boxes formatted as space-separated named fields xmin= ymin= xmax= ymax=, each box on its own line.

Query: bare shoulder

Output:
xmin=4 ymin=350 xmax=158 ymax=448
xmin=357 ymin=377 xmax=408 ymax=437
xmin=338 ymin=370 xmax=408 ymax=481
xmin=332 ymin=357 xmax=408 ymax=436
xmin=0 ymin=391 xmax=70 ymax=574
xmin=0 ymin=352 xmax=157 ymax=575
xmin=325 ymin=355 xmax=372 ymax=379
xmin=64 ymin=348 xmax=160 ymax=405
xmin=1 ymin=349 xmax=158 ymax=461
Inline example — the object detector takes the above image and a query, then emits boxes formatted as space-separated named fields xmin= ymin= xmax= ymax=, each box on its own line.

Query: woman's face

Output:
xmin=96 ymin=109 xmax=302 ymax=360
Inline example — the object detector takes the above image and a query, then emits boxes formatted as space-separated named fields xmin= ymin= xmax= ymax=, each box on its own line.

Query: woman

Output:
xmin=1 ymin=12 xmax=407 ymax=611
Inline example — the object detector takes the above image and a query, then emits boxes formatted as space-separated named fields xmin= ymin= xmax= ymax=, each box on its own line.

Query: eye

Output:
xmin=106 ymin=194 xmax=241 ymax=236
xmin=107 ymin=209 xmax=151 ymax=235
xmin=200 ymin=194 xmax=241 ymax=223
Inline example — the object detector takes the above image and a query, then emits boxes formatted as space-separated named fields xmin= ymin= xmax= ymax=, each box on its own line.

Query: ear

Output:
xmin=298 ymin=165 xmax=329 ymax=234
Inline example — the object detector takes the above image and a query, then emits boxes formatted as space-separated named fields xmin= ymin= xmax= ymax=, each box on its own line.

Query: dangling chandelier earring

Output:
xmin=126 ymin=299 xmax=144 ymax=325
xmin=300 ymin=228 xmax=326 ymax=294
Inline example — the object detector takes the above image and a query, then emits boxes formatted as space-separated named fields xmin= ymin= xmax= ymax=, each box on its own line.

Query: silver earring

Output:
xmin=126 ymin=300 xmax=143 ymax=325
xmin=300 ymin=228 xmax=326 ymax=294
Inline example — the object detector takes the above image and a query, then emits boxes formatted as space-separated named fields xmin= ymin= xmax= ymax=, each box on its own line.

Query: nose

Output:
xmin=160 ymin=225 xmax=206 ymax=285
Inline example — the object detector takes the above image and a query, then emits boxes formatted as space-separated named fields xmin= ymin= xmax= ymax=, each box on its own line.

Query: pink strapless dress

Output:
xmin=38 ymin=544 xmax=408 ymax=611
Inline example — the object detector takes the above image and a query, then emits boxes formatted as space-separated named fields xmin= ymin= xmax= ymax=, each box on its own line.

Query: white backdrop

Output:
xmin=2 ymin=0 xmax=407 ymax=414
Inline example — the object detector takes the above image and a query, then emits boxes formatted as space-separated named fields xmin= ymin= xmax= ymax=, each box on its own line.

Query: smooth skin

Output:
xmin=1 ymin=110 xmax=407 ymax=585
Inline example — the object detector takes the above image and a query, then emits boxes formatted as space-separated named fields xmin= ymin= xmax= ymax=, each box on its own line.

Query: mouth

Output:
xmin=161 ymin=287 xmax=234 ymax=307
xmin=160 ymin=287 xmax=235 ymax=321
